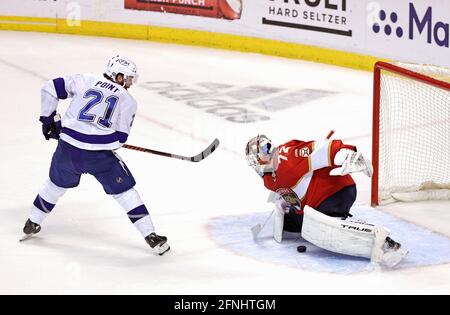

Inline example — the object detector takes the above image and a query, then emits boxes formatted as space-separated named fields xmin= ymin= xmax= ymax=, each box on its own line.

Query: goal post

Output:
xmin=371 ymin=61 xmax=450 ymax=206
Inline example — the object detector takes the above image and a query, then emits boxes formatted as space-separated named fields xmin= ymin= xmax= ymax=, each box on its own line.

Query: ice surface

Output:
xmin=209 ymin=205 xmax=450 ymax=274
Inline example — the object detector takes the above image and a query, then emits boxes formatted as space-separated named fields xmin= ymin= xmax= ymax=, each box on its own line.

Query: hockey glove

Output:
xmin=39 ymin=111 xmax=62 ymax=140
xmin=330 ymin=149 xmax=373 ymax=177
xmin=275 ymin=188 xmax=302 ymax=214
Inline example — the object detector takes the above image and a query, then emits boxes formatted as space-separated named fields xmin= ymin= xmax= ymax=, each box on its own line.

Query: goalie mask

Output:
xmin=245 ymin=135 xmax=279 ymax=176
xmin=106 ymin=55 xmax=139 ymax=86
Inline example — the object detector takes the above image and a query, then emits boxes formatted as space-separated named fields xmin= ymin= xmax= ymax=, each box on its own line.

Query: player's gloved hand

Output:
xmin=330 ymin=149 xmax=373 ymax=177
xmin=276 ymin=199 xmax=295 ymax=214
xmin=283 ymin=202 xmax=301 ymax=214
xmin=274 ymin=188 xmax=303 ymax=214
xmin=39 ymin=111 xmax=62 ymax=140
xmin=275 ymin=195 xmax=302 ymax=214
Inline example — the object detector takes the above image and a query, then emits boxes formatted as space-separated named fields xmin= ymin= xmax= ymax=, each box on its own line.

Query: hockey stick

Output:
xmin=251 ymin=210 xmax=275 ymax=240
xmin=326 ymin=129 xmax=335 ymax=140
xmin=123 ymin=138 xmax=220 ymax=162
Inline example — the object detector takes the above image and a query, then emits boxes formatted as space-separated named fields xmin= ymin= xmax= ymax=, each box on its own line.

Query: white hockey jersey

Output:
xmin=41 ymin=74 xmax=137 ymax=150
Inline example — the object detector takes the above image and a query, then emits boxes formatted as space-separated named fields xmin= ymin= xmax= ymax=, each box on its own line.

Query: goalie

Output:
xmin=245 ymin=134 xmax=408 ymax=267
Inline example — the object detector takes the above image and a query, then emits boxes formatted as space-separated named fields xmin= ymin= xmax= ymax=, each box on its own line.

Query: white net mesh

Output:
xmin=377 ymin=63 xmax=450 ymax=204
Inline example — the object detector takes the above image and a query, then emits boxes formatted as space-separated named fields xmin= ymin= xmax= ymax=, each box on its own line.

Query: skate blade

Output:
xmin=155 ymin=243 xmax=170 ymax=256
xmin=19 ymin=233 xmax=36 ymax=242
xmin=382 ymin=249 xmax=409 ymax=268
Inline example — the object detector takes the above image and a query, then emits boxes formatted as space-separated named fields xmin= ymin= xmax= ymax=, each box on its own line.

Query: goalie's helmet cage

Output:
xmin=245 ymin=135 xmax=278 ymax=176
xmin=106 ymin=55 xmax=139 ymax=85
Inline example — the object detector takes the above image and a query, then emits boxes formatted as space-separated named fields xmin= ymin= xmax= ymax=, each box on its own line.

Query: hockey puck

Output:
xmin=297 ymin=245 xmax=307 ymax=253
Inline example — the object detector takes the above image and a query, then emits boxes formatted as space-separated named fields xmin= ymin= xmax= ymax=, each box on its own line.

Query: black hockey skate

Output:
xmin=380 ymin=236 xmax=407 ymax=267
xmin=145 ymin=233 xmax=170 ymax=256
xmin=20 ymin=219 xmax=41 ymax=242
xmin=384 ymin=237 xmax=401 ymax=251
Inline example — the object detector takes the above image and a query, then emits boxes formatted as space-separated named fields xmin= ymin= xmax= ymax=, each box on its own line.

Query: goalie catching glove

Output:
xmin=330 ymin=149 xmax=373 ymax=177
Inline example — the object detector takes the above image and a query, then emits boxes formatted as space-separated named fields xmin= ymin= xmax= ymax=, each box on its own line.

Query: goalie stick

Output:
xmin=251 ymin=209 xmax=275 ymax=240
xmin=123 ymin=138 xmax=220 ymax=162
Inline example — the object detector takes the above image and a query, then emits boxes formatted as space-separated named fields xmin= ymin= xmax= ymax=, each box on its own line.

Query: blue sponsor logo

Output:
xmin=371 ymin=3 xmax=449 ymax=48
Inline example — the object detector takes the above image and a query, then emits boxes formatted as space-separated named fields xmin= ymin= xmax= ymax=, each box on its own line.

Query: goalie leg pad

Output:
xmin=301 ymin=206 xmax=383 ymax=259
xmin=273 ymin=207 xmax=284 ymax=243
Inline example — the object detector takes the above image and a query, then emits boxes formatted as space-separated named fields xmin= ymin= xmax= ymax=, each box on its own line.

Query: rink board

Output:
xmin=208 ymin=206 xmax=450 ymax=274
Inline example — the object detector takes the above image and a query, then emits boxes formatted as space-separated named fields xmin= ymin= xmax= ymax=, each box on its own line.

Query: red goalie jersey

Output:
xmin=263 ymin=139 xmax=357 ymax=210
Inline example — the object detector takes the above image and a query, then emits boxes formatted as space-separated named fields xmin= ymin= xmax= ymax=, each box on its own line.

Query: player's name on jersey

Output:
xmin=94 ymin=80 xmax=120 ymax=93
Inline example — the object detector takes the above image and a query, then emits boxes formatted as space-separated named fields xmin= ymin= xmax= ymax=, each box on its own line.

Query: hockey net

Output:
xmin=371 ymin=61 xmax=450 ymax=206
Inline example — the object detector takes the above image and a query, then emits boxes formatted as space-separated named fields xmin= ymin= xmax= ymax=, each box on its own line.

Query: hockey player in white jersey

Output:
xmin=22 ymin=56 xmax=170 ymax=255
